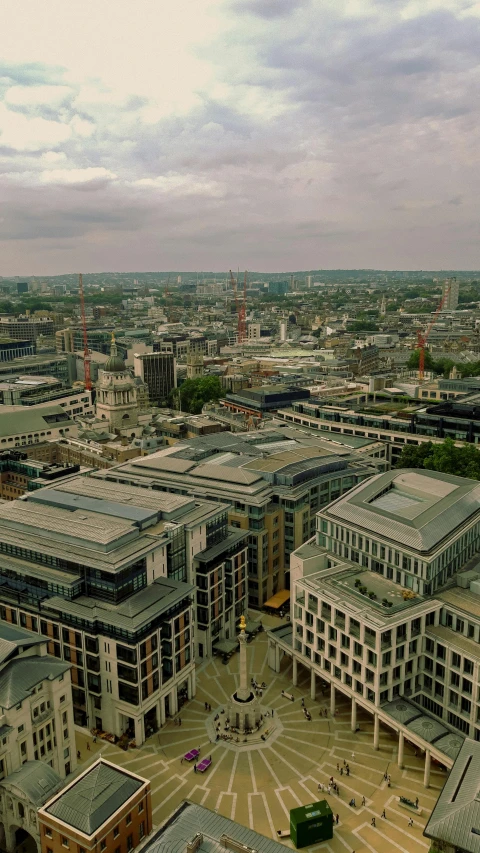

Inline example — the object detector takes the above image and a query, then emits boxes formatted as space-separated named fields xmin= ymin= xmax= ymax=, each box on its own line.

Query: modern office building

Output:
xmin=38 ymin=759 xmax=151 ymax=853
xmin=92 ymin=426 xmax=381 ymax=607
xmin=133 ymin=352 xmax=176 ymax=406
xmin=269 ymin=468 xmax=480 ymax=786
xmin=0 ymin=339 xmax=35 ymax=362
xmin=0 ymin=476 xmax=246 ymax=738
xmin=0 ymin=451 xmax=82 ymax=501
xmin=0 ymin=376 xmax=93 ymax=418
xmin=0 ymin=317 xmax=55 ymax=341
xmin=0 ymin=355 xmax=72 ymax=385
xmin=222 ymin=385 xmax=310 ymax=417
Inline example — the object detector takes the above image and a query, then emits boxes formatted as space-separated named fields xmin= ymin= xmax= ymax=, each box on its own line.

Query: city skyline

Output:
xmin=1 ymin=0 xmax=480 ymax=274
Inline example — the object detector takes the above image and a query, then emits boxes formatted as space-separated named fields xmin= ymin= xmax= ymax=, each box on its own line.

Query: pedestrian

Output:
xmin=340 ymin=767 xmax=343 ymax=776
xmin=335 ymin=814 xmax=339 ymax=825
xmin=371 ymin=817 xmax=376 ymax=828
xmin=272 ymin=709 xmax=274 ymax=716
xmin=87 ymin=742 xmax=90 ymax=751
xmin=337 ymin=762 xmax=339 ymax=771
xmin=415 ymin=797 xmax=419 ymax=809
xmin=179 ymin=717 xmax=182 ymax=727
xmin=77 ymin=750 xmax=81 ymax=759
xmin=93 ymin=736 xmax=97 ymax=744
xmin=181 ymin=757 xmax=184 ymax=764
xmin=351 ymin=752 xmax=355 ymax=761
xmin=194 ymin=764 xmax=197 ymax=773
xmin=209 ymin=755 xmax=211 ymax=761
xmin=387 ymin=774 xmax=391 ymax=783
xmin=327 ymin=785 xmax=331 ymax=795
xmin=343 ymin=758 xmax=346 ymax=766
xmin=362 ymin=796 xmax=366 ymax=807
xmin=301 ymin=698 xmax=305 ymax=707
xmin=318 ymin=783 xmax=322 ymax=792
xmin=381 ymin=809 xmax=386 ymax=819
xmin=408 ymin=818 xmax=413 ymax=827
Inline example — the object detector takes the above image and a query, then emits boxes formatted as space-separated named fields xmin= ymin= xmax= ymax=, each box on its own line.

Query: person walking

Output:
xmin=337 ymin=762 xmax=339 ymax=771
xmin=415 ymin=797 xmax=419 ymax=808
xmin=362 ymin=796 xmax=366 ymax=806
xmin=351 ymin=752 xmax=355 ymax=761
xmin=371 ymin=817 xmax=376 ymax=828
xmin=408 ymin=818 xmax=413 ymax=827
xmin=340 ymin=767 xmax=343 ymax=776
xmin=335 ymin=814 xmax=339 ymax=825
xmin=194 ymin=764 xmax=197 ymax=773
xmin=381 ymin=809 xmax=386 ymax=819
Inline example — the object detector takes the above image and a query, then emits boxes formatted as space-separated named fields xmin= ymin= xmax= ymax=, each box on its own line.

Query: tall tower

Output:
xmin=186 ymin=342 xmax=204 ymax=379
xmin=380 ymin=294 xmax=387 ymax=316
xmin=96 ymin=334 xmax=138 ymax=433
xmin=442 ymin=278 xmax=459 ymax=311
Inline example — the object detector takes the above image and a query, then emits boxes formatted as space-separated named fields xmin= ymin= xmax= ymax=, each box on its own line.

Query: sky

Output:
xmin=0 ymin=0 xmax=480 ymax=275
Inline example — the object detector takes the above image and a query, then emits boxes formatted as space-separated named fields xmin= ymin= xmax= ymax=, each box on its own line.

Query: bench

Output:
xmin=397 ymin=798 xmax=422 ymax=816
xmin=281 ymin=691 xmax=294 ymax=702
xmin=276 ymin=830 xmax=290 ymax=838
xmin=197 ymin=758 xmax=212 ymax=773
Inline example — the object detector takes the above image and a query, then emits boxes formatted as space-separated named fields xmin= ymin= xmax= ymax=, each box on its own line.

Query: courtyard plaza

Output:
xmin=75 ymin=626 xmax=443 ymax=853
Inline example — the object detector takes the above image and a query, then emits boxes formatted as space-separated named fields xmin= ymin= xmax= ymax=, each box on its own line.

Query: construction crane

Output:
xmin=78 ymin=273 xmax=92 ymax=391
xmin=416 ymin=282 xmax=451 ymax=381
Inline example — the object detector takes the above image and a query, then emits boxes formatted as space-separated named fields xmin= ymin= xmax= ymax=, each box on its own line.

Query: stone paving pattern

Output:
xmin=76 ymin=630 xmax=444 ymax=853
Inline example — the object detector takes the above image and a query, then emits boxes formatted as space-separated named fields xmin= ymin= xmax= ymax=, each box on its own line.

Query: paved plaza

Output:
xmin=76 ymin=628 xmax=444 ymax=853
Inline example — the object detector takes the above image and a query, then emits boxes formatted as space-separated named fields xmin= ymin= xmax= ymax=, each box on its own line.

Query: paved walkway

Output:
xmin=76 ymin=631 xmax=443 ymax=852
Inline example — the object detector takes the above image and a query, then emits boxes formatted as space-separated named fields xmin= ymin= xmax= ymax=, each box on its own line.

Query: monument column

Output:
xmin=351 ymin=697 xmax=357 ymax=732
xmin=398 ymin=731 xmax=404 ymax=769
xmin=310 ymin=670 xmax=316 ymax=701
xmin=236 ymin=615 xmax=250 ymax=701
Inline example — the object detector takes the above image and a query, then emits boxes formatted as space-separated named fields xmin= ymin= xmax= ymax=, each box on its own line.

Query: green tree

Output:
xmin=407 ymin=348 xmax=434 ymax=371
xmin=172 ymin=376 xmax=223 ymax=414
xmin=396 ymin=437 xmax=480 ymax=480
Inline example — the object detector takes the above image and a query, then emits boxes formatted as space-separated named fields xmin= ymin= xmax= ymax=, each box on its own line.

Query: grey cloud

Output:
xmin=230 ymin=0 xmax=309 ymax=19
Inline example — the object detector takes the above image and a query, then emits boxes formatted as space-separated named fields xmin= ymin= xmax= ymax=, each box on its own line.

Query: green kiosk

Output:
xmin=289 ymin=800 xmax=333 ymax=848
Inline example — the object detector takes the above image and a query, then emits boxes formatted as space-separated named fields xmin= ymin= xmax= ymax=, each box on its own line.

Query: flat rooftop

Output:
xmin=323 ymin=469 xmax=480 ymax=553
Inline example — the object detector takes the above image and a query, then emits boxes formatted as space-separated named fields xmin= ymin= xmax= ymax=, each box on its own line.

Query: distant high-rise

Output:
xmin=442 ymin=277 xmax=459 ymax=311
xmin=134 ymin=351 xmax=176 ymax=405
xmin=16 ymin=281 xmax=28 ymax=295
xmin=306 ymin=275 xmax=313 ymax=289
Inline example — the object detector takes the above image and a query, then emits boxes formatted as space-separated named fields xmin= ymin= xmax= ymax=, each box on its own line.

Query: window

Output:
xmin=127 ymin=836 xmax=134 ymax=852
xmin=126 ymin=813 xmax=132 ymax=826
xmin=60 ymin=695 xmax=66 ymax=703
xmin=138 ymin=802 xmax=144 ymax=813
xmin=62 ymin=838 xmax=69 ymax=848
xmin=139 ymin=821 xmax=145 ymax=839
xmin=45 ymin=829 xmax=52 ymax=839
xmin=101 ymin=842 xmax=107 ymax=851
xmin=114 ymin=827 xmax=120 ymax=839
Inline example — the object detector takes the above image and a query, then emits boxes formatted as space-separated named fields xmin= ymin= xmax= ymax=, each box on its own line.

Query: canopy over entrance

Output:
xmin=213 ymin=639 xmax=238 ymax=656
xmin=264 ymin=590 xmax=290 ymax=610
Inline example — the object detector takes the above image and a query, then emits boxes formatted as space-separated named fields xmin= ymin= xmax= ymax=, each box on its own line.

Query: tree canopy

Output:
xmin=172 ymin=375 xmax=223 ymax=414
xmin=395 ymin=437 xmax=480 ymax=480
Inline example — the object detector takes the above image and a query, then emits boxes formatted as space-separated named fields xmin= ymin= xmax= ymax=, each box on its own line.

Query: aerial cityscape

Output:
xmin=2 ymin=2 xmax=480 ymax=853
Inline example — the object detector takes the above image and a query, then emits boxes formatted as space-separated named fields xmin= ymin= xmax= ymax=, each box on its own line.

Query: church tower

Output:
xmin=96 ymin=334 xmax=138 ymax=433
xmin=186 ymin=341 xmax=204 ymax=379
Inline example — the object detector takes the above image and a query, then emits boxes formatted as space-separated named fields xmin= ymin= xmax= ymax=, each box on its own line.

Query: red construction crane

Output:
xmin=78 ymin=273 xmax=92 ymax=391
xmin=416 ymin=282 xmax=451 ymax=380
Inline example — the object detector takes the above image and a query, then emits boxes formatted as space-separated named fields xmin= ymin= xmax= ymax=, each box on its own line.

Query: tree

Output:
xmin=172 ymin=376 xmax=223 ymax=414
xmin=407 ymin=348 xmax=434 ymax=371
xmin=396 ymin=437 xmax=480 ymax=480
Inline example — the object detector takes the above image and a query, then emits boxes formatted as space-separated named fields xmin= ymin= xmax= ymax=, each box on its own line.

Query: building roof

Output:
xmin=323 ymin=469 xmax=480 ymax=553
xmin=44 ymin=760 xmax=144 ymax=835
xmin=144 ymin=801 xmax=287 ymax=853
xmin=0 ymin=761 xmax=62 ymax=807
xmin=0 ymin=623 xmax=45 ymax=665
xmin=0 ymin=655 xmax=70 ymax=710
xmin=424 ymin=738 xmax=480 ymax=853
xmin=0 ymin=405 xmax=74 ymax=438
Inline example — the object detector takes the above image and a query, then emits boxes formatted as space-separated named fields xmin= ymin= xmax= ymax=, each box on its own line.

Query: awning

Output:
xmin=263 ymin=590 xmax=290 ymax=610
xmin=213 ymin=639 xmax=238 ymax=655
xmin=245 ymin=620 xmax=261 ymax=634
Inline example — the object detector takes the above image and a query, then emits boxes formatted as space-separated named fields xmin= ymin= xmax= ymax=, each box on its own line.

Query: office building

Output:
xmin=0 ymin=451 xmax=83 ymax=501
xmin=16 ymin=282 xmax=29 ymax=295
xmin=93 ymin=427 xmax=380 ymax=607
xmin=269 ymin=468 xmax=480 ymax=787
xmin=0 ymin=405 xmax=78 ymax=449
xmin=443 ymin=278 xmax=460 ymax=311
xmin=0 ymin=355 xmax=71 ymax=385
xmin=0 ymin=476 xmax=246 ymax=736
xmin=0 ymin=376 xmax=93 ymax=418
xmin=133 ymin=353 xmax=175 ymax=406
xmin=38 ymin=760 xmax=151 ymax=853
xmin=0 ymin=339 xmax=35 ymax=362
xmin=222 ymin=385 xmax=310 ymax=417
xmin=0 ymin=317 xmax=54 ymax=341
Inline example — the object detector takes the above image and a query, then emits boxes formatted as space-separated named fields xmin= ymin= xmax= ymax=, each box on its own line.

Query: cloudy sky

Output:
xmin=0 ymin=0 xmax=479 ymax=274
